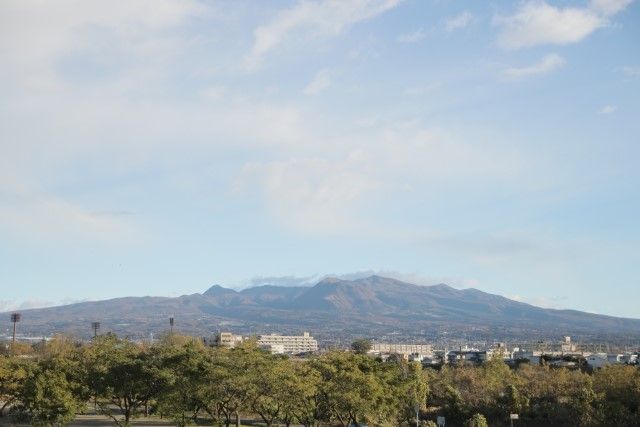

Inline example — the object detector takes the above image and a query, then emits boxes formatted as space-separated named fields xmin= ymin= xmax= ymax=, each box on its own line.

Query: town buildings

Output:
xmin=214 ymin=331 xmax=318 ymax=354
xmin=370 ymin=343 xmax=433 ymax=356
xmin=257 ymin=332 xmax=318 ymax=354
xmin=215 ymin=331 xmax=244 ymax=348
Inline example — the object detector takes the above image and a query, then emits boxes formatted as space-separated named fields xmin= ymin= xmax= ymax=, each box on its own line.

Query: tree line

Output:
xmin=1 ymin=334 xmax=639 ymax=426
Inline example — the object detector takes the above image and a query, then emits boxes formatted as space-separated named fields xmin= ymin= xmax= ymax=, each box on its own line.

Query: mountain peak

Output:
xmin=317 ymin=276 xmax=342 ymax=285
xmin=6 ymin=274 xmax=640 ymax=341
xmin=203 ymin=284 xmax=237 ymax=296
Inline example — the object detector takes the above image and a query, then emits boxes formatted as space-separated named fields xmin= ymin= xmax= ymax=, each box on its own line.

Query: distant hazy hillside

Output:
xmin=4 ymin=276 xmax=640 ymax=343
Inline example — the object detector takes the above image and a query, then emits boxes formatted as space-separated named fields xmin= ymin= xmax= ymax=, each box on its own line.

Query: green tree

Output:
xmin=197 ymin=341 xmax=263 ymax=427
xmin=464 ymin=413 xmax=488 ymax=427
xmin=248 ymin=356 xmax=295 ymax=427
xmin=350 ymin=339 xmax=372 ymax=355
xmin=428 ymin=365 xmax=467 ymax=424
xmin=313 ymin=351 xmax=386 ymax=426
xmin=379 ymin=359 xmax=429 ymax=426
xmin=155 ymin=340 xmax=208 ymax=426
xmin=85 ymin=335 xmax=172 ymax=426
xmin=441 ymin=384 xmax=465 ymax=424
xmin=13 ymin=361 xmax=83 ymax=426
xmin=515 ymin=363 xmax=597 ymax=426
xmin=500 ymin=384 xmax=528 ymax=416
xmin=286 ymin=362 xmax=322 ymax=427
xmin=593 ymin=364 xmax=640 ymax=425
xmin=0 ymin=357 xmax=31 ymax=417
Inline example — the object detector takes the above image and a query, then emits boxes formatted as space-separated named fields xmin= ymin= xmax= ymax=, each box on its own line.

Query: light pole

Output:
xmin=91 ymin=322 xmax=101 ymax=338
xmin=10 ymin=313 xmax=21 ymax=345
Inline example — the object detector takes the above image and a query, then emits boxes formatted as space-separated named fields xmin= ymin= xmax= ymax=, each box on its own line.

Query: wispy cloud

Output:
xmin=337 ymin=271 xmax=478 ymax=289
xmin=493 ymin=0 xmax=632 ymax=50
xmin=619 ymin=65 xmax=640 ymax=77
xmin=403 ymin=83 xmax=440 ymax=96
xmin=241 ymin=271 xmax=478 ymax=290
xmin=599 ymin=104 xmax=617 ymax=114
xmin=397 ymin=28 xmax=426 ymax=43
xmin=234 ymin=122 xmax=527 ymax=235
xmin=0 ymin=298 xmax=92 ymax=313
xmin=246 ymin=0 xmax=402 ymax=67
xmin=0 ymin=179 xmax=144 ymax=245
xmin=590 ymin=0 xmax=633 ymax=16
xmin=242 ymin=275 xmax=323 ymax=289
xmin=303 ymin=68 xmax=332 ymax=95
xmin=445 ymin=11 xmax=473 ymax=32
xmin=0 ymin=0 xmax=206 ymax=88
xmin=504 ymin=53 xmax=565 ymax=78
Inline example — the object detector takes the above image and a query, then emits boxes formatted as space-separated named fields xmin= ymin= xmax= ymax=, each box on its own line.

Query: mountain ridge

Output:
xmin=3 ymin=276 xmax=639 ymax=343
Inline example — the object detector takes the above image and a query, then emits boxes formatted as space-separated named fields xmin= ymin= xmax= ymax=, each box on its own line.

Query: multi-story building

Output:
xmin=257 ymin=332 xmax=318 ymax=354
xmin=446 ymin=348 xmax=488 ymax=365
xmin=215 ymin=331 xmax=244 ymax=348
xmin=369 ymin=343 xmax=433 ymax=356
xmin=561 ymin=336 xmax=578 ymax=353
xmin=213 ymin=331 xmax=318 ymax=354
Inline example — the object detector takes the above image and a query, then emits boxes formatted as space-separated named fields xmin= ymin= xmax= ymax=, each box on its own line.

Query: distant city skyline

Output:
xmin=1 ymin=0 xmax=638 ymax=317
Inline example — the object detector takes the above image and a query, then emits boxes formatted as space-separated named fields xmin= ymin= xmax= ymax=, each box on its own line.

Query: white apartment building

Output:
xmin=370 ymin=343 xmax=433 ymax=355
xmin=561 ymin=336 xmax=577 ymax=353
xmin=257 ymin=332 xmax=318 ymax=354
xmin=215 ymin=332 xmax=244 ymax=348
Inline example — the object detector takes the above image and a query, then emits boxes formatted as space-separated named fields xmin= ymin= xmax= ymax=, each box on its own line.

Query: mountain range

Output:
xmin=3 ymin=276 xmax=639 ymax=344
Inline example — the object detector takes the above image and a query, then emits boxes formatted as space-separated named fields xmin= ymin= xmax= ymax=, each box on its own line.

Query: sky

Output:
xmin=0 ymin=0 xmax=638 ymax=318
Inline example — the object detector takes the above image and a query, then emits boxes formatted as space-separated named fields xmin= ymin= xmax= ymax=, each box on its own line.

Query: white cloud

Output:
xmin=336 ymin=270 xmax=478 ymax=289
xmin=0 ymin=298 xmax=92 ymax=313
xmin=246 ymin=0 xmax=401 ymax=67
xmin=598 ymin=104 xmax=617 ymax=114
xmin=397 ymin=28 xmax=426 ymax=43
xmin=504 ymin=53 xmax=565 ymax=78
xmin=620 ymin=65 xmax=640 ymax=77
xmin=0 ymin=301 xmax=18 ymax=313
xmin=590 ymin=0 xmax=633 ymax=16
xmin=0 ymin=0 xmax=315 ymax=247
xmin=200 ymin=86 xmax=227 ymax=100
xmin=0 ymin=174 xmax=143 ymax=245
xmin=495 ymin=2 xmax=605 ymax=49
xmin=445 ymin=11 xmax=473 ymax=32
xmin=0 ymin=0 xmax=206 ymax=88
xmin=0 ymin=0 xmax=554 ymax=255
xmin=403 ymin=83 xmax=440 ymax=96
xmin=242 ymin=271 xmax=478 ymax=290
xmin=303 ymin=68 xmax=332 ymax=95
xmin=235 ymin=156 xmax=378 ymax=234
xmin=234 ymin=123 xmax=526 ymax=235
xmin=242 ymin=275 xmax=323 ymax=289
xmin=0 ymin=95 xmax=312 ymax=245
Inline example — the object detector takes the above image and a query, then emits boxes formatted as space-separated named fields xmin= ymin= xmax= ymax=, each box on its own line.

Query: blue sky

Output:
xmin=0 ymin=0 xmax=638 ymax=317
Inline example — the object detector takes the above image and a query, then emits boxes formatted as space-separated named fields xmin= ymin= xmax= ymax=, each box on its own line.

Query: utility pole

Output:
xmin=91 ymin=322 xmax=101 ymax=338
xmin=10 ymin=313 xmax=21 ymax=346
xmin=169 ymin=317 xmax=174 ymax=335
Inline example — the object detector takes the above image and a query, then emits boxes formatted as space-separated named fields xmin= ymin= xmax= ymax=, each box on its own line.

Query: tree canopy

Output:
xmin=0 ymin=336 xmax=639 ymax=426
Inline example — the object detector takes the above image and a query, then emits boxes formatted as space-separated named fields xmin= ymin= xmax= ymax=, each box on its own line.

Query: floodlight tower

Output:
xmin=10 ymin=313 xmax=21 ymax=345
xmin=91 ymin=322 xmax=101 ymax=338
xmin=169 ymin=317 xmax=174 ymax=335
